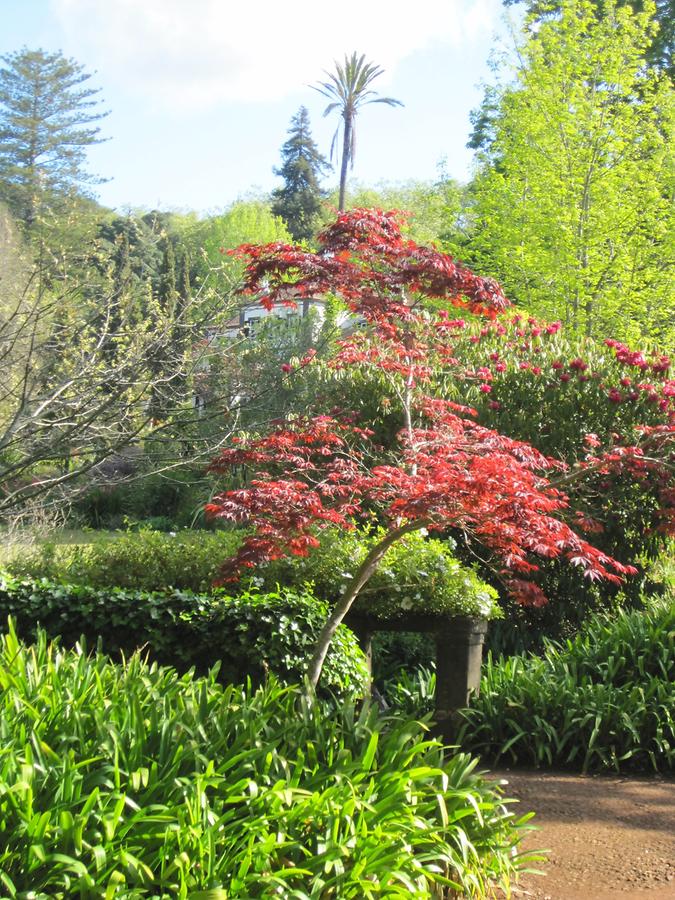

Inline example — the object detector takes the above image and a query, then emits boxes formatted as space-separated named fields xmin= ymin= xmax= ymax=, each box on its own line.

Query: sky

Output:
xmin=0 ymin=0 xmax=517 ymax=215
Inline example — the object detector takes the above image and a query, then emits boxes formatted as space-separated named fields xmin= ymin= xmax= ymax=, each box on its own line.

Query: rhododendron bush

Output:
xmin=206 ymin=210 xmax=674 ymax=685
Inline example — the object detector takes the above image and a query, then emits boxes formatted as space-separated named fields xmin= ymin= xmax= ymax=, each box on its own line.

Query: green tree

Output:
xmin=338 ymin=177 xmax=468 ymax=249
xmin=504 ymin=0 xmax=674 ymax=78
xmin=0 ymin=48 xmax=108 ymax=228
xmin=469 ymin=0 xmax=674 ymax=343
xmin=191 ymin=199 xmax=291 ymax=289
xmin=313 ymin=53 xmax=402 ymax=211
xmin=271 ymin=106 xmax=330 ymax=243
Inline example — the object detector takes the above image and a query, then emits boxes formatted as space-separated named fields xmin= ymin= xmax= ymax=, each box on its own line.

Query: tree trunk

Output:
xmin=338 ymin=114 xmax=352 ymax=212
xmin=306 ymin=518 xmax=427 ymax=690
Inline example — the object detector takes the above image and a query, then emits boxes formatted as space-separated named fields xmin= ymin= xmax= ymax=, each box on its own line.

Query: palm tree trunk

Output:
xmin=338 ymin=114 xmax=352 ymax=211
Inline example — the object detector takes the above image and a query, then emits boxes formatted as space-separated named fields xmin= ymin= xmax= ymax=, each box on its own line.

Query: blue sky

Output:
xmin=1 ymin=0 xmax=516 ymax=215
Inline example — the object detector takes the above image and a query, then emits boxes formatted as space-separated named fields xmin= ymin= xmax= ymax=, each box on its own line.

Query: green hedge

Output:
xmin=3 ymin=526 xmax=499 ymax=620
xmin=0 ymin=573 xmax=368 ymax=699
xmin=457 ymin=600 xmax=675 ymax=773
xmin=0 ymin=624 xmax=537 ymax=897
xmin=3 ymin=529 xmax=242 ymax=593
xmin=253 ymin=528 xmax=499 ymax=621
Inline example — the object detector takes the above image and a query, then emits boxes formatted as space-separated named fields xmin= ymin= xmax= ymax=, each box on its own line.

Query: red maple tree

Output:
xmin=207 ymin=210 xmax=656 ymax=688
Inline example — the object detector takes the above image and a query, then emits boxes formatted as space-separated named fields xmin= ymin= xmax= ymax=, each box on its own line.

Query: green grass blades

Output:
xmin=457 ymin=600 xmax=675 ymax=774
xmin=0 ymin=621 xmax=533 ymax=897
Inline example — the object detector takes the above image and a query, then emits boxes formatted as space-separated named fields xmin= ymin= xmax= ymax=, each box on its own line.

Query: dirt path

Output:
xmin=491 ymin=769 xmax=675 ymax=900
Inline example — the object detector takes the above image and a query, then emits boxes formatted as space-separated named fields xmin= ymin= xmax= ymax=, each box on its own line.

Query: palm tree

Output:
xmin=313 ymin=52 xmax=403 ymax=211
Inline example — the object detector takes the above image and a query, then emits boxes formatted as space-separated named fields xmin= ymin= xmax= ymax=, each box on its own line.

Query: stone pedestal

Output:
xmin=345 ymin=612 xmax=488 ymax=733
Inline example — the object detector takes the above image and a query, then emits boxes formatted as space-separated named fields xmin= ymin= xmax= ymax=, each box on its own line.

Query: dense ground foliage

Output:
xmin=457 ymin=600 xmax=675 ymax=773
xmin=0 ymin=625 xmax=538 ymax=898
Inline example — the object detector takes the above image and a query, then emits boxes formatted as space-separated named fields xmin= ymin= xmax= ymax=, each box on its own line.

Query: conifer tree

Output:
xmin=0 ymin=48 xmax=108 ymax=227
xmin=271 ymin=106 xmax=330 ymax=242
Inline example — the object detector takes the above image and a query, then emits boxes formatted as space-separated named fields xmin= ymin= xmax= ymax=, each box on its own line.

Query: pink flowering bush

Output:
xmin=428 ymin=315 xmax=674 ymax=646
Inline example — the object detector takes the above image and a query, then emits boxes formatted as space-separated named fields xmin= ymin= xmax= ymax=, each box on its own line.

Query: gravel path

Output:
xmin=492 ymin=769 xmax=675 ymax=899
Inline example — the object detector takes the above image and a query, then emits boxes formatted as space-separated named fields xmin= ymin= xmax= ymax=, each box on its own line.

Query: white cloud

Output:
xmin=53 ymin=0 xmax=502 ymax=109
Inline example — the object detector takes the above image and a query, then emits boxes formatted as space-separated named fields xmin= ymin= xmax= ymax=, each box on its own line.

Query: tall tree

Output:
xmin=0 ymin=48 xmax=108 ymax=227
xmin=468 ymin=0 xmax=674 ymax=343
xmin=313 ymin=53 xmax=402 ymax=211
xmin=504 ymin=0 xmax=674 ymax=79
xmin=205 ymin=210 xmax=673 ymax=689
xmin=271 ymin=106 xmax=330 ymax=242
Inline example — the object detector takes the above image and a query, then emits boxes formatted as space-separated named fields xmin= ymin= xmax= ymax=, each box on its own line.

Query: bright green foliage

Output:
xmin=192 ymin=199 xmax=291 ymax=287
xmin=457 ymin=600 xmax=675 ymax=772
xmin=0 ymin=575 xmax=367 ymax=699
xmin=337 ymin=177 xmax=468 ymax=249
xmin=470 ymin=0 xmax=674 ymax=342
xmin=271 ymin=106 xmax=330 ymax=242
xmin=2 ymin=529 xmax=242 ymax=592
xmin=503 ymin=0 xmax=675 ymax=77
xmin=257 ymin=528 xmax=500 ymax=621
xmin=0 ymin=624 xmax=536 ymax=897
xmin=0 ymin=48 xmax=107 ymax=227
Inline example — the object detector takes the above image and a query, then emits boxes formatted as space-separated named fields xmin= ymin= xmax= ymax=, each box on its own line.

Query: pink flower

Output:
xmin=546 ymin=321 xmax=562 ymax=334
xmin=495 ymin=362 xmax=507 ymax=373
xmin=560 ymin=373 xmax=571 ymax=383
xmin=608 ymin=388 xmax=623 ymax=403
xmin=280 ymin=363 xmax=293 ymax=374
xmin=479 ymin=383 xmax=492 ymax=393
xmin=489 ymin=400 xmax=501 ymax=410
xmin=552 ymin=361 xmax=564 ymax=370
xmin=532 ymin=366 xmax=542 ymax=376
xmin=569 ymin=358 xmax=588 ymax=371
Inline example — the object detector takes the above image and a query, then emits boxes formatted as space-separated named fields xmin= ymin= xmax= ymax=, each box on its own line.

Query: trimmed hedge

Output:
xmin=3 ymin=526 xmax=499 ymax=620
xmin=2 ymin=529 xmax=242 ymax=593
xmin=0 ymin=573 xmax=368 ymax=699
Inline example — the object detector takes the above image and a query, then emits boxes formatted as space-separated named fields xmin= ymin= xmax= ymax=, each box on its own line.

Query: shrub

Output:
xmin=438 ymin=317 xmax=674 ymax=646
xmin=253 ymin=527 xmax=499 ymax=621
xmin=0 ymin=624 xmax=538 ymax=897
xmin=3 ymin=529 xmax=243 ymax=593
xmin=0 ymin=574 xmax=368 ymax=700
xmin=3 ymin=526 xmax=498 ymax=622
xmin=457 ymin=600 xmax=675 ymax=773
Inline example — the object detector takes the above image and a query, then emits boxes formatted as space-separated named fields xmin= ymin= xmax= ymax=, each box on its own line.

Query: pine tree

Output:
xmin=271 ymin=107 xmax=330 ymax=242
xmin=0 ymin=48 xmax=108 ymax=227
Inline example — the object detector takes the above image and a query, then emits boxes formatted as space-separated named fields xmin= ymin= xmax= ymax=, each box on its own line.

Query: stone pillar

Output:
xmin=434 ymin=617 xmax=488 ymax=737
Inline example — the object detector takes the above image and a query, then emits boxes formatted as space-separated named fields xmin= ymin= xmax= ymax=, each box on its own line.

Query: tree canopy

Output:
xmin=313 ymin=53 xmax=402 ymax=211
xmin=468 ymin=0 xmax=674 ymax=343
xmin=271 ymin=106 xmax=330 ymax=243
xmin=0 ymin=48 xmax=108 ymax=228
